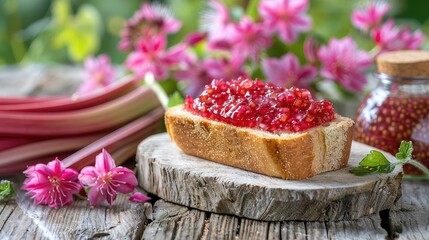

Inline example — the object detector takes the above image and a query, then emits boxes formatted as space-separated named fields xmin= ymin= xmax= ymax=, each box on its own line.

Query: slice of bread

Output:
xmin=165 ymin=105 xmax=354 ymax=180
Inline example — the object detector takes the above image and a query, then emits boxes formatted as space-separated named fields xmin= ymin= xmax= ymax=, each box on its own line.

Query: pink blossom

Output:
xmin=262 ymin=53 xmax=317 ymax=88
xmin=351 ymin=2 xmax=390 ymax=32
xmin=202 ymin=1 xmax=235 ymax=51
xmin=229 ymin=16 xmax=272 ymax=60
xmin=119 ymin=3 xmax=181 ymax=51
xmin=371 ymin=20 xmax=425 ymax=52
xmin=78 ymin=149 xmax=138 ymax=207
xmin=129 ymin=192 xmax=151 ymax=203
xmin=22 ymin=158 xmax=82 ymax=209
xmin=303 ymin=35 xmax=318 ymax=63
xmin=399 ymin=26 xmax=425 ymax=50
xmin=258 ymin=0 xmax=312 ymax=44
xmin=184 ymin=32 xmax=206 ymax=46
xmin=78 ymin=55 xmax=116 ymax=96
xmin=174 ymin=59 xmax=214 ymax=97
xmin=125 ymin=36 xmax=189 ymax=80
xmin=318 ymin=37 xmax=372 ymax=92
xmin=204 ymin=56 xmax=248 ymax=80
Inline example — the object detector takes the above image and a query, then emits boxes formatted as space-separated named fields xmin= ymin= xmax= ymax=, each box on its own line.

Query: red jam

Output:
xmin=354 ymin=93 xmax=429 ymax=174
xmin=184 ymin=78 xmax=335 ymax=133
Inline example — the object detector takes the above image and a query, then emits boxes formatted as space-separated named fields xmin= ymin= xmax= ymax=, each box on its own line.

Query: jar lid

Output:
xmin=376 ymin=50 xmax=429 ymax=77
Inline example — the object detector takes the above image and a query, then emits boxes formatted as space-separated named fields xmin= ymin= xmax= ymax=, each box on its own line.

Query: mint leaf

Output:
xmin=350 ymin=164 xmax=396 ymax=176
xmin=350 ymin=150 xmax=395 ymax=176
xmin=167 ymin=91 xmax=184 ymax=108
xmin=359 ymin=150 xmax=391 ymax=167
xmin=395 ymin=141 xmax=413 ymax=162
xmin=0 ymin=180 xmax=15 ymax=202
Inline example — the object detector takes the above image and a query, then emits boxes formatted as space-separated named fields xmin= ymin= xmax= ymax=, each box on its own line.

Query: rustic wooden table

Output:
xmin=0 ymin=180 xmax=428 ymax=239
xmin=1 ymin=66 xmax=428 ymax=239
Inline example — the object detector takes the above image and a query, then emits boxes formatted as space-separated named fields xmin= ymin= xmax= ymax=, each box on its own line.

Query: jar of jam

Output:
xmin=354 ymin=50 xmax=429 ymax=175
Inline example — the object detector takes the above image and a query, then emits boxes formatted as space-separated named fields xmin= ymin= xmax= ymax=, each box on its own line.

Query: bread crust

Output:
xmin=165 ymin=105 xmax=354 ymax=179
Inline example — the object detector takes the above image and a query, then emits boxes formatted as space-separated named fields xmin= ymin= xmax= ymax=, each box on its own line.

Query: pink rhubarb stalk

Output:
xmin=0 ymin=76 xmax=139 ymax=112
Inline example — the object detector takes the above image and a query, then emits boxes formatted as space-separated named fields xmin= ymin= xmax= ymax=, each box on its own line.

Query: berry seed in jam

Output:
xmin=184 ymin=78 xmax=335 ymax=133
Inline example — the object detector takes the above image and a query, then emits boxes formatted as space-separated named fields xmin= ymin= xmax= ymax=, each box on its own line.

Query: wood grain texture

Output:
xmin=137 ymin=133 xmax=403 ymax=221
xmin=139 ymin=200 xmax=388 ymax=240
xmin=142 ymin=200 xmax=205 ymax=240
xmin=0 ymin=188 xmax=148 ymax=240
xmin=387 ymin=180 xmax=429 ymax=240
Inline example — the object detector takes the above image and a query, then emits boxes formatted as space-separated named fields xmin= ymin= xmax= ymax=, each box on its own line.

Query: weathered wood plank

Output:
xmin=238 ymin=218 xmax=270 ymax=240
xmin=141 ymin=200 xmax=390 ymax=240
xmin=0 ymin=189 xmax=148 ymax=239
xmin=387 ymin=180 xmax=429 ymax=240
xmin=205 ymin=214 xmax=239 ymax=240
xmin=325 ymin=216 xmax=387 ymax=240
xmin=142 ymin=200 xmax=205 ymax=240
xmin=281 ymin=221 xmax=307 ymax=240
xmin=137 ymin=133 xmax=402 ymax=221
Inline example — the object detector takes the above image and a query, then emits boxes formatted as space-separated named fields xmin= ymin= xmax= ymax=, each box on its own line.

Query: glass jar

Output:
xmin=354 ymin=51 xmax=429 ymax=175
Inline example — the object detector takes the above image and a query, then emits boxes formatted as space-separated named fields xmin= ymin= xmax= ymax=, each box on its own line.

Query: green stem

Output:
xmin=403 ymin=175 xmax=429 ymax=181
xmin=408 ymin=159 xmax=429 ymax=176
xmin=144 ymin=73 xmax=169 ymax=109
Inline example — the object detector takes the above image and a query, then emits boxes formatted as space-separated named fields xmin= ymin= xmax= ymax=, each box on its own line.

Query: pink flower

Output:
xmin=22 ymin=158 xmax=82 ymax=209
xmin=184 ymin=32 xmax=206 ymax=46
xmin=303 ymin=35 xmax=318 ymax=63
xmin=229 ymin=16 xmax=272 ymax=60
xmin=204 ymin=56 xmax=248 ymax=80
xmin=262 ymin=53 xmax=317 ymax=88
xmin=119 ymin=3 xmax=181 ymax=51
xmin=78 ymin=149 xmax=138 ymax=206
xmin=258 ymin=0 xmax=312 ymax=44
xmin=202 ymin=1 xmax=235 ymax=51
xmin=352 ymin=2 xmax=390 ymax=32
xmin=125 ymin=36 xmax=189 ymax=80
xmin=318 ymin=37 xmax=372 ymax=92
xmin=78 ymin=55 xmax=116 ymax=96
xmin=174 ymin=59 xmax=214 ymax=97
xmin=399 ymin=26 xmax=425 ymax=50
xmin=129 ymin=192 xmax=151 ymax=203
xmin=371 ymin=20 xmax=425 ymax=52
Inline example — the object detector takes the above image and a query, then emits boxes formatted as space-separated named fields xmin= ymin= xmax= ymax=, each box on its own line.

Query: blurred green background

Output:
xmin=1 ymin=0 xmax=428 ymax=65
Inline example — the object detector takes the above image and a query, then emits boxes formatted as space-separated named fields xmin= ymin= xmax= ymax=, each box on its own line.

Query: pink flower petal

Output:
xmin=95 ymin=149 xmax=116 ymax=174
xmin=78 ymin=166 xmax=99 ymax=186
xmin=129 ymin=192 xmax=151 ymax=203
xmin=110 ymin=167 xmax=138 ymax=194
xmin=88 ymin=186 xmax=107 ymax=207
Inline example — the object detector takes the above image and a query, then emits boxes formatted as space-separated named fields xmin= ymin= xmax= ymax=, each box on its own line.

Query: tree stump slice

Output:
xmin=137 ymin=133 xmax=402 ymax=221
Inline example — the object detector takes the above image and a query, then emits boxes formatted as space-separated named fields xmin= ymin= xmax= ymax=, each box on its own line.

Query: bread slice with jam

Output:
xmin=165 ymin=78 xmax=354 ymax=180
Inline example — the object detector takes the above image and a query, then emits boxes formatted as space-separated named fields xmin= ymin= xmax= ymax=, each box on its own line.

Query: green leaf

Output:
xmin=168 ymin=91 xmax=184 ymax=108
xmin=350 ymin=164 xmax=396 ymax=176
xmin=0 ymin=180 xmax=15 ymax=202
xmin=395 ymin=141 xmax=413 ymax=162
xmin=246 ymin=0 xmax=260 ymax=21
xmin=52 ymin=0 xmax=71 ymax=25
xmin=359 ymin=150 xmax=391 ymax=167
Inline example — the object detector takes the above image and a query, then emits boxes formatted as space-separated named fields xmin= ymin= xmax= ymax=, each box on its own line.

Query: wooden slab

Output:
xmin=0 ymin=188 xmax=149 ymax=239
xmin=137 ymin=133 xmax=402 ymax=221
